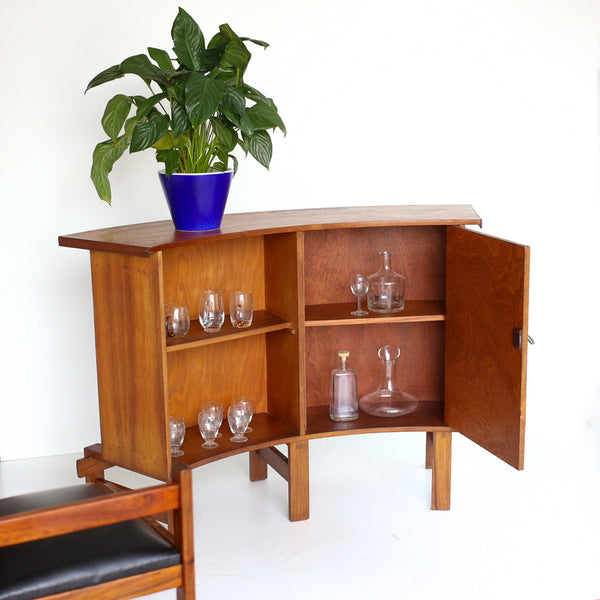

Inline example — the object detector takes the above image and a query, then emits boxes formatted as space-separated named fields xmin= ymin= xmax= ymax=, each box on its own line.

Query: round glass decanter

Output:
xmin=367 ymin=251 xmax=406 ymax=313
xmin=359 ymin=345 xmax=418 ymax=417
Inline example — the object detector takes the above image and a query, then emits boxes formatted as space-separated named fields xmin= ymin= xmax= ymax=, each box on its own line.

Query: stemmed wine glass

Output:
xmin=198 ymin=404 xmax=223 ymax=449
xmin=234 ymin=397 xmax=254 ymax=433
xmin=169 ymin=416 xmax=186 ymax=457
xmin=350 ymin=274 xmax=369 ymax=316
xmin=228 ymin=403 xmax=252 ymax=443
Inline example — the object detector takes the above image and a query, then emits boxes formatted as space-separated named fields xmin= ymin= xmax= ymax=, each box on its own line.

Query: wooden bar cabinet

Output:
xmin=59 ymin=205 xmax=530 ymax=521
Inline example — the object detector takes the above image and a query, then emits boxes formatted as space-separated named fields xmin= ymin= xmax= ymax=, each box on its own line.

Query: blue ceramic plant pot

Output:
xmin=158 ymin=170 xmax=234 ymax=231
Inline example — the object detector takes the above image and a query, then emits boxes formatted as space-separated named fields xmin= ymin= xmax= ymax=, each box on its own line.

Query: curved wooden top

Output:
xmin=58 ymin=205 xmax=481 ymax=257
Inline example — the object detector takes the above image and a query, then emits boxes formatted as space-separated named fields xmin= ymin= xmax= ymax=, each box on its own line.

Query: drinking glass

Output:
xmin=228 ymin=404 xmax=251 ymax=443
xmin=350 ymin=274 xmax=369 ymax=316
xmin=199 ymin=290 xmax=225 ymax=333
xmin=198 ymin=404 xmax=223 ymax=449
xmin=230 ymin=291 xmax=253 ymax=328
xmin=169 ymin=416 xmax=186 ymax=457
xmin=164 ymin=304 xmax=190 ymax=338
xmin=234 ymin=396 xmax=254 ymax=433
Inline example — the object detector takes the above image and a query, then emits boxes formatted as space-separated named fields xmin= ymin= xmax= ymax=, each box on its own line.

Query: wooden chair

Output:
xmin=0 ymin=463 xmax=195 ymax=600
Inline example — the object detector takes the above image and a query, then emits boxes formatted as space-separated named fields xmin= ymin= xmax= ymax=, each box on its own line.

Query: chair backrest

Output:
xmin=0 ymin=463 xmax=195 ymax=600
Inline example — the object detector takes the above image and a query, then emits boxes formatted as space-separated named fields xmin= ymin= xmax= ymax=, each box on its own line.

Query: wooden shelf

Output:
xmin=166 ymin=310 xmax=291 ymax=352
xmin=177 ymin=413 xmax=298 ymax=467
xmin=306 ymin=402 xmax=451 ymax=437
xmin=305 ymin=300 xmax=445 ymax=327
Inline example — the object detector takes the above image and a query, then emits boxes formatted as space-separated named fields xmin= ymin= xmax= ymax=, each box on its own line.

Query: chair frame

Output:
xmin=0 ymin=463 xmax=195 ymax=600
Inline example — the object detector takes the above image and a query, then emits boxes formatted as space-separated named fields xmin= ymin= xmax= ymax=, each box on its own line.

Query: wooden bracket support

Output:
xmin=76 ymin=444 xmax=114 ymax=483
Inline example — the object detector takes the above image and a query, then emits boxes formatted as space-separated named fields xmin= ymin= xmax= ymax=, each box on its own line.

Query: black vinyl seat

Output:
xmin=0 ymin=464 xmax=195 ymax=600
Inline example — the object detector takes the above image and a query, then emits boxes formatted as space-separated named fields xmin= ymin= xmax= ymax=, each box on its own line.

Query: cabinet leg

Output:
xmin=425 ymin=431 xmax=434 ymax=469
xmin=249 ymin=450 xmax=268 ymax=481
xmin=288 ymin=440 xmax=310 ymax=522
xmin=431 ymin=431 xmax=451 ymax=510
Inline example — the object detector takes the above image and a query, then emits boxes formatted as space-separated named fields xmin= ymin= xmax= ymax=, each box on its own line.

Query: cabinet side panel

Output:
xmin=445 ymin=227 xmax=529 ymax=470
xmin=264 ymin=232 xmax=303 ymax=432
xmin=90 ymin=251 xmax=169 ymax=480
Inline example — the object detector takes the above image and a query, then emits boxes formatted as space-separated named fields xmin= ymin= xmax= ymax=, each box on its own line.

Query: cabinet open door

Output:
xmin=445 ymin=226 xmax=530 ymax=470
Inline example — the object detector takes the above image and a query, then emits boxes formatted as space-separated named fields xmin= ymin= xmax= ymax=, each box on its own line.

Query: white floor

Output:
xmin=1 ymin=431 xmax=599 ymax=600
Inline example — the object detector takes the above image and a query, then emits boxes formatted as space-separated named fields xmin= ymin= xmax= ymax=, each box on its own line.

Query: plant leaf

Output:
xmin=171 ymin=7 xmax=205 ymax=70
xmin=185 ymin=73 xmax=224 ymax=128
xmin=211 ymin=117 xmax=238 ymax=153
xmin=240 ymin=36 xmax=269 ymax=49
xmin=119 ymin=54 xmax=160 ymax=80
xmin=171 ymin=99 xmax=191 ymax=138
xmin=130 ymin=113 xmax=170 ymax=152
xmin=148 ymin=47 xmax=174 ymax=70
xmin=219 ymin=38 xmax=251 ymax=70
xmin=156 ymin=148 xmax=181 ymax=175
xmin=86 ymin=65 xmax=123 ymax=93
xmin=244 ymin=102 xmax=286 ymax=135
xmin=101 ymin=94 xmax=132 ymax=141
xmin=90 ymin=136 xmax=129 ymax=204
xmin=135 ymin=93 xmax=167 ymax=120
xmin=220 ymin=86 xmax=246 ymax=120
xmin=243 ymin=130 xmax=272 ymax=169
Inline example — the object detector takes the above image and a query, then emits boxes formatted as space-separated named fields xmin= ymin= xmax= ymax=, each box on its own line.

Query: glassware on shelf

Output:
xmin=230 ymin=291 xmax=253 ymax=328
xmin=198 ymin=403 xmax=223 ymax=448
xmin=234 ymin=396 xmax=254 ymax=433
xmin=169 ymin=416 xmax=186 ymax=457
xmin=359 ymin=345 xmax=418 ymax=417
xmin=228 ymin=403 xmax=251 ymax=443
xmin=329 ymin=350 xmax=359 ymax=421
xmin=350 ymin=274 xmax=369 ymax=316
xmin=164 ymin=304 xmax=190 ymax=338
xmin=367 ymin=251 xmax=406 ymax=313
xmin=199 ymin=290 xmax=225 ymax=333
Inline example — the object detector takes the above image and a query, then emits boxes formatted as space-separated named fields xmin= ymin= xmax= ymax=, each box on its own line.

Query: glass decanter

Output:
xmin=329 ymin=351 xmax=359 ymax=421
xmin=359 ymin=345 xmax=418 ymax=417
xmin=367 ymin=251 xmax=406 ymax=313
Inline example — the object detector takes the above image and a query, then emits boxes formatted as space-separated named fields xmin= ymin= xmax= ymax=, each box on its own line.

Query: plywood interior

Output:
xmin=305 ymin=322 xmax=445 ymax=407
xmin=303 ymin=226 xmax=446 ymax=305
xmin=161 ymin=236 xmax=266 ymax=319
xmin=167 ymin=335 xmax=268 ymax=425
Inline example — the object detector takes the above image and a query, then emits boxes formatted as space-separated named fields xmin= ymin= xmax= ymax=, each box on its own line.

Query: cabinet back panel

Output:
xmin=305 ymin=322 xmax=444 ymax=407
xmin=303 ymin=226 xmax=446 ymax=305
xmin=167 ymin=336 xmax=268 ymax=424
xmin=162 ymin=237 xmax=265 ymax=319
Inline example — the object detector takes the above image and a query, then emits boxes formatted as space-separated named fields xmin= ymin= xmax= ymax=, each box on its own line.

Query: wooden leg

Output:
xmin=425 ymin=431 xmax=434 ymax=469
xmin=249 ymin=450 xmax=268 ymax=481
xmin=288 ymin=440 xmax=310 ymax=522
xmin=431 ymin=431 xmax=452 ymax=510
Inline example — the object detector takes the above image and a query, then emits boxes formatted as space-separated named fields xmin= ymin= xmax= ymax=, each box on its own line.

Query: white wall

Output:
xmin=0 ymin=0 xmax=598 ymax=464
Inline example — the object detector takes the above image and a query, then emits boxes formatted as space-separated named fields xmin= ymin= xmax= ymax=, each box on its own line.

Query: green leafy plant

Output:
xmin=86 ymin=7 xmax=286 ymax=204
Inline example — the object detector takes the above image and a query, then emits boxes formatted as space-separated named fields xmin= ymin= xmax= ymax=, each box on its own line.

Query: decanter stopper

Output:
xmin=329 ymin=351 xmax=359 ymax=422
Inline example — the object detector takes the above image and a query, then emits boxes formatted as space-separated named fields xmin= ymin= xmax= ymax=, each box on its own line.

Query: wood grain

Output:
xmin=445 ymin=226 xmax=529 ymax=470
xmin=303 ymin=226 xmax=447 ymax=305
xmin=58 ymin=205 xmax=481 ymax=256
xmin=90 ymin=251 xmax=169 ymax=481
xmin=305 ymin=321 xmax=445 ymax=407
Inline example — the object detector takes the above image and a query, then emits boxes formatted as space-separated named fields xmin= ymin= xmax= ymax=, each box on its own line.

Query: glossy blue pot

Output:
xmin=158 ymin=170 xmax=233 ymax=231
